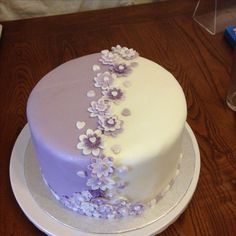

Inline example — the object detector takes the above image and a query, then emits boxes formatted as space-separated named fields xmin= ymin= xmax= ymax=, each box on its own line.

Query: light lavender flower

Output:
xmin=129 ymin=203 xmax=144 ymax=216
xmin=94 ymin=71 xmax=115 ymax=89
xmin=87 ymin=176 xmax=115 ymax=191
xmin=88 ymin=98 xmax=110 ymax=118
xmin=89 ymin=156 xmax=114 ymax=178
xmin=99 ymin=50 xmax=119 ymax=65
xmin=102 ymin=87 xmax=124 ymax=102
xmin=111 ymin=45 xmax=139 ymax=60
xmin=77 ymin=129 xmax=103 ymax=156
xmin=80 ymin=202 xmax=97 ymax=217
xmin=109 ymin=63 xmax=131 ymax=77
xmin=98 ymin=115 xmax=122 ymax=135
xmin=98 ymin=204 xmax=114 ymax=218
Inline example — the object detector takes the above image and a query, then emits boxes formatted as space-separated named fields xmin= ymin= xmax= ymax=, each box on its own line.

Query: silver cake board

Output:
xmin=10 ymin=123 xmax=200 ymax=236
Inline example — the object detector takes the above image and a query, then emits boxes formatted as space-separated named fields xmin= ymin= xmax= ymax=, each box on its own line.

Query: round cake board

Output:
xmin=10 ymin=123 xmax=200 ymax=236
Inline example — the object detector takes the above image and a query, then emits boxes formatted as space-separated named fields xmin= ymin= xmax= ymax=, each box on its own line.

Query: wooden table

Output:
xmin=1 ymin=0 xmax=235 ymax=235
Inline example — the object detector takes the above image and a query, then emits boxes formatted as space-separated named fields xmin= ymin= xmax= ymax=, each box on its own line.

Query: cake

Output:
xmin=27 ymin=45 xmax=187 ymax=219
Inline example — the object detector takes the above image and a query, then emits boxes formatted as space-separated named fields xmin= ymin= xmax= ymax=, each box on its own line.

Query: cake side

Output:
xmin=27 ymin=46 xmax=187 ymax=218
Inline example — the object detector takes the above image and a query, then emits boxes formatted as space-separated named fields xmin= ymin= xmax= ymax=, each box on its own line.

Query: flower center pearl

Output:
xmin=118 ymin=65 xmax=124 ymax=70
xmin=111 ymin=91 xmax=118 ymax=96
xmin=103 ymin=76 xmax=109 ymax=81
xmin=107 ymin=119 xmax=115 ymax=125
xmin=89 ymin=137 xmax=97 ymax=143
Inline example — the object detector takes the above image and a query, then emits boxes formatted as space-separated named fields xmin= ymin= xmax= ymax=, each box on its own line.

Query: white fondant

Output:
xmin=102 ymin=57 xmax=187 ymax=202
xmin=76 ymin=121 xmax=86 ymax=130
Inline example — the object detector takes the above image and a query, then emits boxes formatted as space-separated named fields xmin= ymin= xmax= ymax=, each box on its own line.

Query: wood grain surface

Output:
xmin=0 ymin=0 xmax=236 ymax=235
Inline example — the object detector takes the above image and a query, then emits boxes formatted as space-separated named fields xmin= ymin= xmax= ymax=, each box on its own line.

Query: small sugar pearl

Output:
xmin=89 ymin=137 xmax=96 ymax=143
xmin=111 ymin=91 xmax=118 ymax=96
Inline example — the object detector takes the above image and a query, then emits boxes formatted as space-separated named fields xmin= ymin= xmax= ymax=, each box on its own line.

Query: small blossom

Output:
xmin=89 ymin=156 xmax=114 ymax=178
xmin=99 ymin=50 xmax=119 ymax=65
xmin=94 ymin=71 xmax=115 ymax=90
xmin=87 ymin=176 xmax=115 ymax=191
xmin=102 ymin=87 xmax=124 ymax=102
xmin=88 ymin=98 xmax=110 ymax=118
xmin=109 ymin=63 xmax=131 ymax=77
xmin=81 ymin=202 xmax=97 ymax=216
xmin=77 ymin=129 xmax=103 ymax=156
xmin=111 ymin=45 xmax=139 ymax=60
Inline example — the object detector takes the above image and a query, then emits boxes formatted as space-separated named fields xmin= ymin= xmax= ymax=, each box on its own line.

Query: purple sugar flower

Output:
xmin=87 ymin=176 xmax=115 ymax=191
xmin=89 ymin=156 xmax=114 ymax=178
xmin=89 ymin=189 xmax=105 ymax=198
xmin=77 ymin=129 xmax=103 ymax=156
xmin=98 ymin=204 xmax=114 ymax=218
xmin=98 ymin=115 xmax=122 ymax=135
xmin=94 ymin=71 xmax=115 ymax=90
xmin=109 ymin=63 xmax=131 ymax=77
xmin=99 ymin=50 xmax=119 ymax=65
xmin=102 ymin=87 xmax=124 ymax=102
xmin=88 ymin=98 xmax=110 ymax=118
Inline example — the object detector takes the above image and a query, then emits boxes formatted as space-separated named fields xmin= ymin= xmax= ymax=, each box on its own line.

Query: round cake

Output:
xmin=27 ymin=45 xmax=187 ymax=219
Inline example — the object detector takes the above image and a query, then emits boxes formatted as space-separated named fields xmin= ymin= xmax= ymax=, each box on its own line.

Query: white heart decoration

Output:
xmin=92 ymin=64 xmax=100 ymax=71
xmin=89 ymin=137 xmax=96 ymax=143
xmin=111 ymin=144 xmax=121 ymax=154
xmin=87 ymin=90 xmax=96 ymax=98
xmin=111 ymin=91 xmax=118 ymax=96
xmin=76 ymin=121 xmax=86 ymax=130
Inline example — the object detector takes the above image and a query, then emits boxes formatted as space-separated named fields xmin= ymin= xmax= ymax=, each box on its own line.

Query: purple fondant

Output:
xmin=27 ymin=54 xmax=106 ymax=198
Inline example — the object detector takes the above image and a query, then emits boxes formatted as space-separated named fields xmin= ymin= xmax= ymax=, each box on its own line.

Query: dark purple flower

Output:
xmin=109 ymin=63 xmax=131 ymax=77
xmin=98 ymin=115 xmax=122 ymax=135
xmin=89 ymin=189 xmax=105 ymax=198
xmin=102 ymin=87 xmax=124 ymax=102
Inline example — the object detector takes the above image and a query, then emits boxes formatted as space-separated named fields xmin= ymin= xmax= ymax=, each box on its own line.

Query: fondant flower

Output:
xmin=80 ymin=202 xmax=97 ymax=217
xmin=111 ymin=45 xmax=139 ymax=60
xmin=89 ymin=156 xmax=114 ymax=178
xmin=87 ymin=176 xmax=115 ymax=191
xmin=129 ymin=203 xmax=144 ymax=216
xmin=97 ymin=204 xmax=115 ymax=219
xmin=109 ymin=63 xmax=131 ymax=77
xmin=88 ymin=98 xmax=110 ymax=117
xmin=98 ymin=115 xmax=122 ymax=135
xmin=77 ymin=129 xmax=103 ymax=156
xmin=111 ymin=45 xmax=122 ymax=54
xmin=89 ymin=189 xmax=106 ymax=198
xmin=99 ymin=50 xmax=119 ymax=65
xmin=94 ymin=71 xmax=115 ymax=90
xmin=102 ymin=87 xmax=124 ymax=102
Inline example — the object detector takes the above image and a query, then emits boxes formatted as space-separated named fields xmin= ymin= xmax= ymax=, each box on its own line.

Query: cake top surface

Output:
xmin=27 ymin=47 xmax=187 ymax=166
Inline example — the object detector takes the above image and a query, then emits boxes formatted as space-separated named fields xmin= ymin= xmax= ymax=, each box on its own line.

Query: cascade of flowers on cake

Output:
xmin=60 ymin=45 xmax=145 ymax=219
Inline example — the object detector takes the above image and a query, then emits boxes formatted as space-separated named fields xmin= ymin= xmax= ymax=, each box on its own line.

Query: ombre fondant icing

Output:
xmin=27 ymin=46 xmax=187 ymax=219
